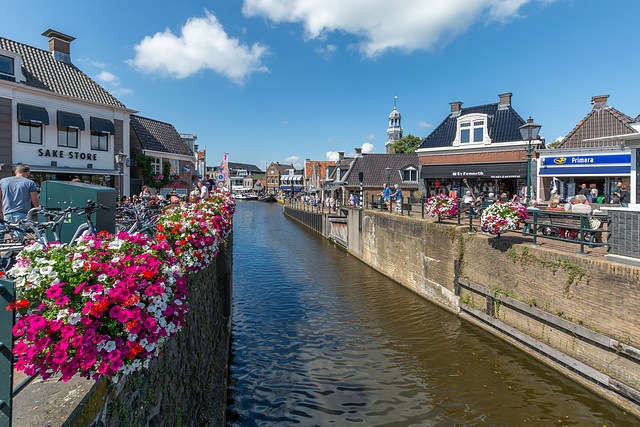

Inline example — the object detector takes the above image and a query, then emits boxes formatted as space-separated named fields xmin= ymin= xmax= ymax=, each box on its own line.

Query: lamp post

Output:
xmin=115 ymin=150 xmax=127 ymax=204
xmin=519 ymin=117 xmax=542 ymax=205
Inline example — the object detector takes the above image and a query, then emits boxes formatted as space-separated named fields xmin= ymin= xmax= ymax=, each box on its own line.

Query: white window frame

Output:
xmin=0 ymin=49 xmax=26 ymax=82
xmin=401 ymin=167 xmax=418 ymax=182
xmin=454 ymin=113 xmax=490 ymax=146
xmin=152 ymin=157 xmax=162 ymax=174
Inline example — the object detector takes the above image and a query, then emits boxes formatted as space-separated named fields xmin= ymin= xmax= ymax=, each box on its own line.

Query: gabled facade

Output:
xmin=537 ymin=95 xmax=639 ymax=203
xmin=265 ymin=162 xmax=293 ymax=194
xmin=417 ymin=93 xmax=539 ymax=200
xmin=130 ymin=114 xmax=195 ymax=195
xmin=0 ymin=30 xmax=136 ymax=196
xmin=304 ymin=159 xmax=334 ymax=193
xmin=228 ymin=162 xmax=262 ymax=192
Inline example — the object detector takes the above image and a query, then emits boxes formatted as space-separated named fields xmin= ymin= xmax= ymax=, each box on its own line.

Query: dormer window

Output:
xmin=455 ymin=113 xmax=490 ymax=146
xmin=402 ymin=167 xmax=418 ymax=182
xmin=0 ymin=54 xmax=15 ymax=81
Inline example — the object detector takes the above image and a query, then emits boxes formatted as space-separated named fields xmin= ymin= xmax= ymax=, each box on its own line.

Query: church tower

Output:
xmin=385 ymin=97 xmax=403 ymax=154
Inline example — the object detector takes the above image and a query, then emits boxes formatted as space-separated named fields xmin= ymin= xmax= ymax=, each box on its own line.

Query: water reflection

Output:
xmin=227 ymin=202 xmax=631 ymax=426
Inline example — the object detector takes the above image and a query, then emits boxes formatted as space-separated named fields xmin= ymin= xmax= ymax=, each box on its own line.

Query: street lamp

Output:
xmin=519 ymin=117 xmax=542 ymax=205
xmin=114 ymin=150 xmax=127 ymax=203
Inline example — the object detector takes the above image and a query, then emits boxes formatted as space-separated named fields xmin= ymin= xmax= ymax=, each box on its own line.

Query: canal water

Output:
xmin=227 ymin=202 xmax=632 ymax=426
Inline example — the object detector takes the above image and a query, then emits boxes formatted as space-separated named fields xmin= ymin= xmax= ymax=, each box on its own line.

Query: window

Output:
xmin=403 ymin=169 xmax=417 ymax=182
xmin=152 ymin=157 xmax=162 ymax=174
xmin=169 ymin=160 xmax=179 ymax=175
xmin=0 ymin=54 xmax=14 ymax=78
xmin=473 ymin=120 xmax=484 ymax=142
xmin=91 ymin=133 xmax=109 ymax=151
xmin=459 ymin=120 xmax=485 ymax=144
xmin=460 ymin=122 xmax=470 ymax=143
xmin=58 ymin=128 xmax=79 ymax=148
xmin=19 ymin=123 xmax=42 ymax=144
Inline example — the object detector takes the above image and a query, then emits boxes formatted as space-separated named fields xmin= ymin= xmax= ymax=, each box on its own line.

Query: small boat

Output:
xmin=258 ymin=195 xmax=277 ymax=202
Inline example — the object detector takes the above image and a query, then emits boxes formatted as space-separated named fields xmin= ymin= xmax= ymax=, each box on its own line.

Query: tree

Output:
xmin=392 ymin=134 xmax=422 ymax=153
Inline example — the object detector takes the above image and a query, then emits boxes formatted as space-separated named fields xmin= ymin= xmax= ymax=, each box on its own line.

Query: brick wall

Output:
xmin=419 ymin=150 xmax=531 ymax=165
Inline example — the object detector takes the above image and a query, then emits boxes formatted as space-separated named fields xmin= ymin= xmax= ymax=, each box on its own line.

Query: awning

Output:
xmin=17 ymin=104 xmax=49 ymax=124
xmin=90 ymin=117 xmax=115 ymax=134
xmin=280 ymin=185 xmax=302 ymax=191
xmin=421 ymin=162 xmax=527 ymax=179
xmin=29 ymin=165 xmax=116 ymax=175
xmin=57 ymin=111 xmax=85 ymax=130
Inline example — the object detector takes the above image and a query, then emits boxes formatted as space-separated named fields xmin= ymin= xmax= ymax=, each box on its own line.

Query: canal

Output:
xmin=227 ymin=202 xmax=632 ymax=426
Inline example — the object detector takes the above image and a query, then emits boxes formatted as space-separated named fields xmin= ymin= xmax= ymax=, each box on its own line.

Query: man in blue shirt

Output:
xmin=379 ymin=183 xmax=392 ymax=212
xmin=0 ymin=164 xmax=39 ymax=226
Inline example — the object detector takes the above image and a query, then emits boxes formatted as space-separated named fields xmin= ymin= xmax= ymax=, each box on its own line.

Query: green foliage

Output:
xmin=136 ymin=152 xmax=172 ymax=190
xmin=392 ymin=134 xmax=422 ymax=153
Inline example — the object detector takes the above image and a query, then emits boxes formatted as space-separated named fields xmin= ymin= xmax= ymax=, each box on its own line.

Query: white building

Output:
xmin=0 ymin=30 xmax=135 ymax=195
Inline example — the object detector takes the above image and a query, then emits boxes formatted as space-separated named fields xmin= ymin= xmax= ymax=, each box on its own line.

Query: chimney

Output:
xmin=338 ymin=151 xmax=345 ymax=161
xmin=42 ymin=29 xmax=75 ymax=64
xmin=591 ymin=94 xmax=609 ymax=109
xmin=449 ymin=101 xmax=463 ymax=117
xmin=498 ymin=92 xmax=512 ymax=109
xmin=354 ymin=147 xmax=362 ymax=157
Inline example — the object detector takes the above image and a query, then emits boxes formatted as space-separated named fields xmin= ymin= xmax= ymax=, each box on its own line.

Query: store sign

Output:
xmin=38 ymin=148 xmax=98 ymax=161
xmin=421 ymin=162 xmax=527 ymax=179
xmin=542 ymin=154 xmax=630 ymax=166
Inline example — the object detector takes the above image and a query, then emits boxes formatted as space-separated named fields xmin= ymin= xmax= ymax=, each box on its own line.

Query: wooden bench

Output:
xmin=523 ymin=211 xmax=607 ymax=248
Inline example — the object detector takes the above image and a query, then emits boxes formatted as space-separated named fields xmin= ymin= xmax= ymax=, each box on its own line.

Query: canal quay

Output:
xmin=227 ymin=201 xmax=635 ymax=426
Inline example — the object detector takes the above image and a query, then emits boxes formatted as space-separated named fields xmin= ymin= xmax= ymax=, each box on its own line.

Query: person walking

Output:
xmin=379 ymin=183 xmax=392 ymax=212
xmin=0 ymin=164 xmax=39 ymax=226
xmin=393 ymin=184 xmax=403 ymax=214
xmin=198 ymin=180 xmax=209 ymax=199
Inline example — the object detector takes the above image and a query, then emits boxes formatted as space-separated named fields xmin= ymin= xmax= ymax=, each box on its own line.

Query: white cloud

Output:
xmin=243 ymin=0 xmax=537 ymax=57
xmin=285 ymin=155 xmax=303 ymax=168
xmin=128 ymin=11 xmax=269 ymax=83
xmin=282 ymin=120 xmax=289 ymax=125
xmin=111 ymin=88 xmax=134 ymax=96
xmin=315 ymin=44 xmax=338 ymax=59
xmin=361 ymin=142 xmax=375 ymax=153
xmin=326 ymin=151 xmax=339 ymax=161
xmin=418 ymin=121 xmax=434 ymax=128
xmin=96 ymin=71 xmax=120 ymax=86
xmin=364 ymin=134 xmax=376 ymax=141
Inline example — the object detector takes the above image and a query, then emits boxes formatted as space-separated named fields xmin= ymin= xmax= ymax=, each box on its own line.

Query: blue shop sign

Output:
xmin=541 ymin=154 xmax=630 ymax=166
xmin=539 ymin=153 xmax=631 ymax=176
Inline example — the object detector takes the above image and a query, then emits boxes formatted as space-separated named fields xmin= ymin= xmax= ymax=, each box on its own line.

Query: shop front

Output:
xmin=420 ymin=161 xmax=530 ymax=199
xmin=537 ymin=148 xmax=632 ymax=202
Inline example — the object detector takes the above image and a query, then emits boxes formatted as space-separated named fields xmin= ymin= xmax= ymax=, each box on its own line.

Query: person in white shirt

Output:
xmin=198 ymin=181 xmax=209 ymax=199
xmin=462 ymin=191 xmax=474 ymax=204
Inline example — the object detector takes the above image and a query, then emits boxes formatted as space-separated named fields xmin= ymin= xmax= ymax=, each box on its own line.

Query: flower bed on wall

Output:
xmin=7 ymin=191 xmax=235 ymax=382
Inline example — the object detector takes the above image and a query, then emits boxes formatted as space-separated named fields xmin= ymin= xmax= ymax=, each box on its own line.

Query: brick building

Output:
xmin=537 ymin=95 xmax=639 ymax=203
xmin=265 ymin=162 xmax=293 ymax=194
xmin=416 ymin=93 xmax=541 ymax=200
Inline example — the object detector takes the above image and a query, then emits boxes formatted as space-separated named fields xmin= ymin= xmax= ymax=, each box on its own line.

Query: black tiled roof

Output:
xmin=342 ymin=153 xmax=419 ymax=188
xmin=228 ymin=162 xmax=263 ymax=173
xmin=0 ymin=36 xmax=126 ymax=108
xmin=419 ymin=103 xmax=526 ymax=149
xmin=130 ymin=115 xmax=193 ymax=156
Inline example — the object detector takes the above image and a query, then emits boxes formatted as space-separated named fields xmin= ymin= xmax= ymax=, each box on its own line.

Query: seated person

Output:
xmin=499 ymin=193 xmax=509 ymax=202
xmin=571 ymin=195 xmax=592 ymax=214
xmin=485 ymin=192 xmax=497 ymax=203
xmin=462 ymin=191 xmax=474 ymax=204
xmin=545 ymin=197 xmax=565 ymax=212
xmin=563 ymin=197 xmax=575 ymax=211
xmin=527 ymin=200 xmax=539 ymax=210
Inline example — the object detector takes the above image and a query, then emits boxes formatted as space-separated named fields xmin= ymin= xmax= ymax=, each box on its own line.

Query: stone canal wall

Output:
xmin=284 ymin=206 xmax=640 ymax=417
xmin=65 ymin=237 xmax=233 ymax=427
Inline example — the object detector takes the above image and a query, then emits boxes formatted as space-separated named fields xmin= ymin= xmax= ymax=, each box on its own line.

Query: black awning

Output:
xmin=90 ymin=117 xmax=115 ymax=134
xmin=420 ymin=162 xmax=527 ymax=179
xmin=17 ymin=104 xmax=49 ymax=124
xmin=57 ymin=111 xmax=85 ymax=130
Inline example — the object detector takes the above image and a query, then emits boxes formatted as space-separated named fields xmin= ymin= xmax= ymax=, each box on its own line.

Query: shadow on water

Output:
xmin=226 ymin=202 xmax=633 ymax=426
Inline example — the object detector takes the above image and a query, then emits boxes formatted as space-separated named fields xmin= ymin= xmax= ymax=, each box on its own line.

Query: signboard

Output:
xmin=542 ymin=154 xmax=630 ymax=166
xmin=420 ymin=162 xmax=527 ymax=179
xmin=539 ymin=153 xmax=631 ymax=176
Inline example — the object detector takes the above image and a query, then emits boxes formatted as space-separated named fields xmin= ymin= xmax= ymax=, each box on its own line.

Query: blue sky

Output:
xmin=2 ymin=0 xmax=639 ymax=170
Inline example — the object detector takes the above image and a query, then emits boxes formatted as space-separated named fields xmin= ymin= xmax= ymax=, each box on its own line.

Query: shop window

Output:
xmin=58 ymin=128 xmax=79 ymax=148
xmin=18 ymin=122 xmax=42 ymax=144
xmin=91 ymin=133 xmax=109 ymax=151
